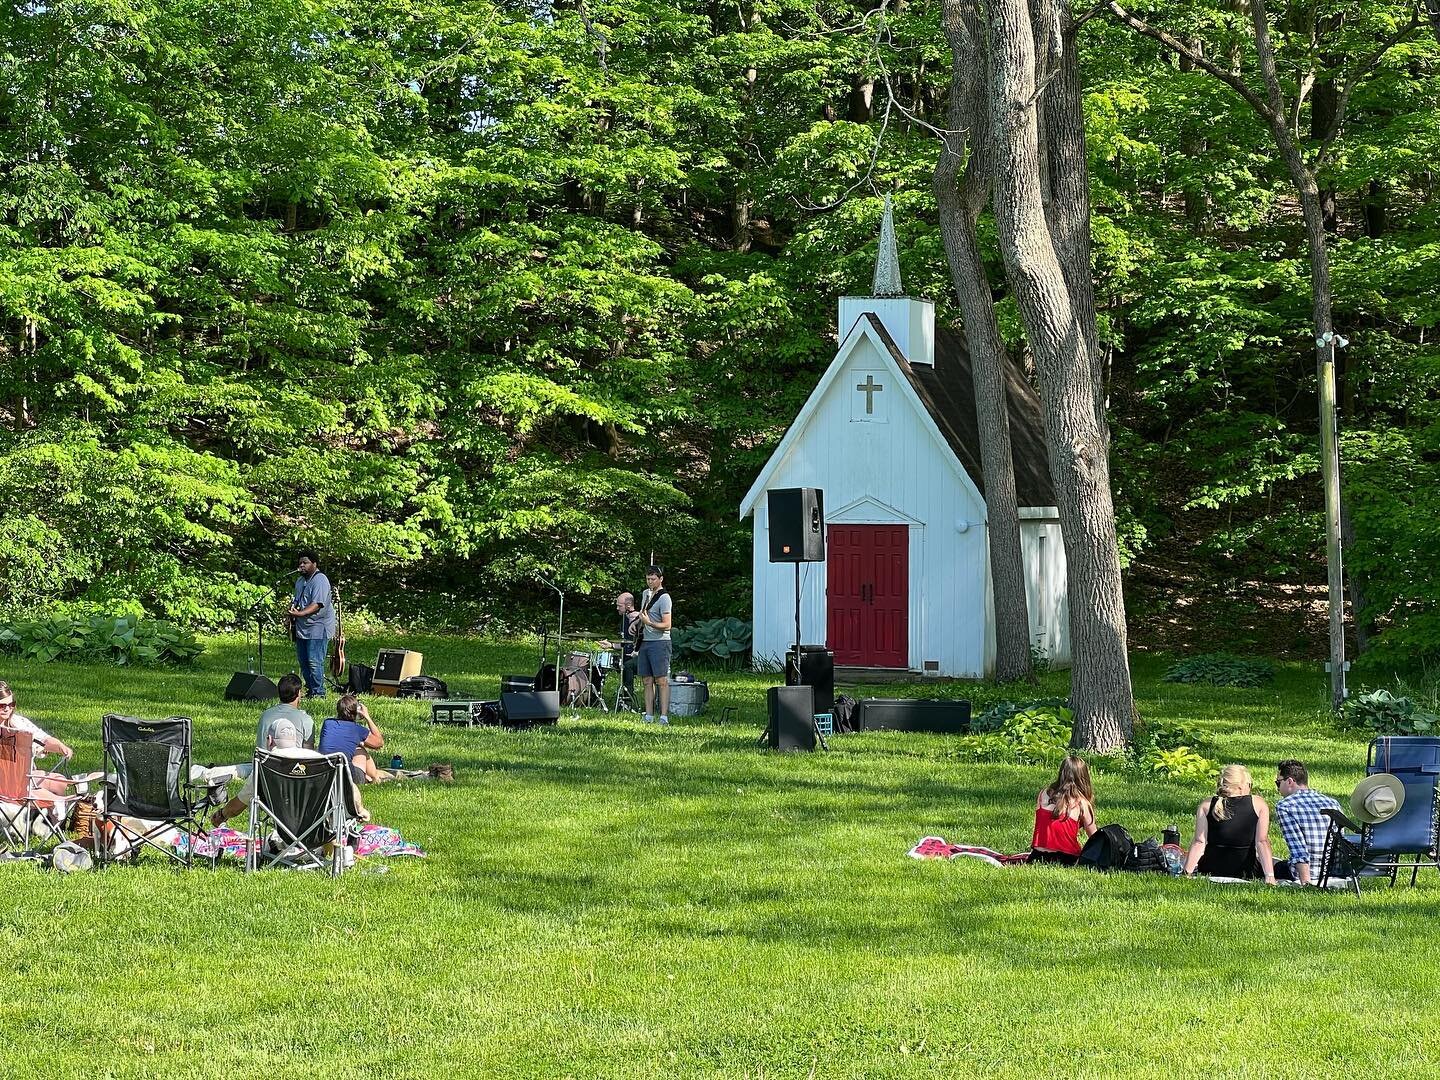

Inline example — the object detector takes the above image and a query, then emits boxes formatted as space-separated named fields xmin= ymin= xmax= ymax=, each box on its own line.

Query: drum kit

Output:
xmin=557 ymin=646 xmax=633 ymax=712
xmin=558 ymin=648 xmax=627 ymax=714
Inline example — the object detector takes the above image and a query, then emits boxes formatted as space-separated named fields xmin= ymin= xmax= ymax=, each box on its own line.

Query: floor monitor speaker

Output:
xmin=224 ymin=672 xmax=278 ymax=702
xmin=766 ymin=684 xmax=816 ymax=751
xmin=767 ymin=488 xmax=825 ymax=562
xmin=500 ymin=690 xmax=561 ymax=727
xmin=856 ymin=698 xmax=971 ymax=734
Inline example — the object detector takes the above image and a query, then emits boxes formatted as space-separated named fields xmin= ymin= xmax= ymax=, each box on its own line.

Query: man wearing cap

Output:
xmin=1273 ymin=759 xmax=1343 ymax=884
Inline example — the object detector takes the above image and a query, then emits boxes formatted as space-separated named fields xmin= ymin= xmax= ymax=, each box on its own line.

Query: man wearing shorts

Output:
xmin=635 ymin=566 xmax=673 ymax=724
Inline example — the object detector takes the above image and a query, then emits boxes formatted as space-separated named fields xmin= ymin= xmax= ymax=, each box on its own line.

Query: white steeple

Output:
xmin=838 ymin=193 xmax=934 ymax=366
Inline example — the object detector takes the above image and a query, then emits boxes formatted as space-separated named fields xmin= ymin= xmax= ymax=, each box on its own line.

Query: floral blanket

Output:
xmin=177 ymin=823 xmax=426 ymax=860
xmin=908 ymin=836 xmax=1030 ymax=866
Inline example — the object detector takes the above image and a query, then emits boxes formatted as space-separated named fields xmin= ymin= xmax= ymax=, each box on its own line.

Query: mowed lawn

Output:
xmin=3 ymin=635 xmax=1437 ymax=1079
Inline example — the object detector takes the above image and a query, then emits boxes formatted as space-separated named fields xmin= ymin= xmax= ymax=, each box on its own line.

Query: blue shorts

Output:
xmin=636 ymin=640 xmax=671 ymax=678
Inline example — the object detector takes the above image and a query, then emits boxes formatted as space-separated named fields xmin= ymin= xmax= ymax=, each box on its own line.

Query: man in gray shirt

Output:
xmin=255 ymin=673 xmax=316 ymax=749
xmin=635 ymin=565 xmax=673 ymax=724
xmin=288 ymin=550 xmax=336 ymax=698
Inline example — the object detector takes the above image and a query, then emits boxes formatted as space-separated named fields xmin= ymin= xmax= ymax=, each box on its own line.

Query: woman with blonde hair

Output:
xmin=1182 ymin=765 xmax=1276 ymax=882
xmin=1029 ymin=756 xmax=1099 ymax=865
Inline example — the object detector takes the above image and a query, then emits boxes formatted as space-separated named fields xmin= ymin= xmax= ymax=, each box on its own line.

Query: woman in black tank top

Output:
xmin=1182 ymin=765 xmax=1277 ymax=882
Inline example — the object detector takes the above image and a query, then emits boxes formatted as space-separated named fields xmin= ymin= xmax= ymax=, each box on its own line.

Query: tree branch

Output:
xmin=1105 ymin=1 xmax=1277 ymax=124
xmin=1315 ymin=7 xmax=1422 ymax=168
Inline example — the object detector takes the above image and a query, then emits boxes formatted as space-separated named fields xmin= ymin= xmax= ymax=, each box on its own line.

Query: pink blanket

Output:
xmin=178 ymin=823 xmax=426 ymax=860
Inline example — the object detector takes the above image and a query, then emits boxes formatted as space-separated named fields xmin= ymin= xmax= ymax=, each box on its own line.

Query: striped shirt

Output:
xmin=1276 ymin=786 xmax=1342 ymax=867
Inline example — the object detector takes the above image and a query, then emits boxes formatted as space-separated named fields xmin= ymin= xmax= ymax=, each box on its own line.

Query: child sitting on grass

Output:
xmin=1030 ymin=756 xmax=1099 ymax=866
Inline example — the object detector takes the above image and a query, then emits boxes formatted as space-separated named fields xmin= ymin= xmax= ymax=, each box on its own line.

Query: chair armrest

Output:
xmin=1321 ymin=807 xmax=1362 ymax=833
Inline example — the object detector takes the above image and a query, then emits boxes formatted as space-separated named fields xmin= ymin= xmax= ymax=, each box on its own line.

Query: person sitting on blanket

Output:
xmin=0 ymin=680 xmax=76 ymax=800
xmin=318 ymin=693 xmax=386 ymax=784
xmin=1182 ymin=764 xmax=1277 ymax=884
xmin=255 ymin=672 xmax=315 ymax=750
xmin=1030 ymin=755 xmax=1099 ymax=866
xmin=209 ymin=718 xmax=367 ymax=828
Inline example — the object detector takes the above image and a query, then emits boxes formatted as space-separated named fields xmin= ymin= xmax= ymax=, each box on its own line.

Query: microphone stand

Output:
xmin=537 ymin=575 xmax=565 ymax=698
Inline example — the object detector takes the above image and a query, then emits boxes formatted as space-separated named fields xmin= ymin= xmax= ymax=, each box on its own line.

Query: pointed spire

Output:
xmin=871 ymin=193 xmax=904 ymax=297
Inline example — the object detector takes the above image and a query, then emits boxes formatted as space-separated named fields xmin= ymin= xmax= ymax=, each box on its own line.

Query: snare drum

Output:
xmin=593 ymin=649 xmax=616 ymax=672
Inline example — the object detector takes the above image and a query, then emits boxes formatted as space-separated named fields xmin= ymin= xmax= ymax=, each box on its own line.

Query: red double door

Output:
xmin=826 ymin=524 xmax=908 ymax=668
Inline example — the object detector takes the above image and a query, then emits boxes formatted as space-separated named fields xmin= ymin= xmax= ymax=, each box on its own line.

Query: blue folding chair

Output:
xmin=1319 ymin=736 xmax=1440 ymax=895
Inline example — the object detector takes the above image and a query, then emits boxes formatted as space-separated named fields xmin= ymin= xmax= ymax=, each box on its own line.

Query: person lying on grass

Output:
xmin=318 ymin=693 xmax=387 ymax=784
xmin=0 ymin=680 xmax=75 ymax=799
xmin=1029 ymin=755 xmax=1099 ymax=866
xmin=1182 ymin=764 xmax=1277 ymax=884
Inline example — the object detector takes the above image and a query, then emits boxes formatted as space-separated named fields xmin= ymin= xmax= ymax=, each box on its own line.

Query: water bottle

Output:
xmin=1163 ymin=824 xmax=1181 ymax=847
xmin=390 ymin=753 xmax=403 ymax=771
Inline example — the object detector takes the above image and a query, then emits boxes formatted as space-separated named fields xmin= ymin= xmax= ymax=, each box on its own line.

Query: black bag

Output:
xmin=345 ymin=662 xmax=374 ymax=694
xmin=397 ymin=675 xmax=449 ymax=700
xmin=832 ymin=694 xmax=860 ymax=734
xmin=1078 ymin=824 xmax=1134 ymax=871
xmin=1125 ymin=837 xmax=1169 ymax=874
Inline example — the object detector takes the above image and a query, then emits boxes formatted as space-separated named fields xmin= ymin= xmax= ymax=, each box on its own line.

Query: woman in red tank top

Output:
xmin=1030 ymin=756 xmax=1098 ymax=866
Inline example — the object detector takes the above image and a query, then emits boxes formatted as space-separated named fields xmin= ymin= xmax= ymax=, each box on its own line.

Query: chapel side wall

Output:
xmin=749 ymin=336 xmax=988 ymax=677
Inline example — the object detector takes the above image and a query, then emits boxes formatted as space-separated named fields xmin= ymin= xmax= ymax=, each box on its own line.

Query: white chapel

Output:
xmin=740 ymin=200 xmax=1069 ymax=677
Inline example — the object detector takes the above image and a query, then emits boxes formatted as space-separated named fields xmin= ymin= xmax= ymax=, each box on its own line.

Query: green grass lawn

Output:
xmin=3 ymin=635 xmax=1436 ymax=1079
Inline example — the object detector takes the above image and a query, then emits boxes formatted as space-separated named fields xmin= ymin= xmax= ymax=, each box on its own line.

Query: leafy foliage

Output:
xmin=1163 ymin=653 xmax=1276 ymax=688
xmin=1345 ymin=688 xmax=1439 ymax=736
xmin=672 ymin=617 xmax=752 ymax=666
xmin=0 ymin=614 xmax=203 ymax=666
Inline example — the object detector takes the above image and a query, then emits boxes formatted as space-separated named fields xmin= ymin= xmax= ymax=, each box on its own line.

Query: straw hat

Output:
xmin=1350 ymin=773 xmax=1405 ymax=825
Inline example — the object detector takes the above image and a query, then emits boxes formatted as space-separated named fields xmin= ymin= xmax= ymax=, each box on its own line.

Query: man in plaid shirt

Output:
xmin=1274 ymin=759 xmax=1342 ymax=884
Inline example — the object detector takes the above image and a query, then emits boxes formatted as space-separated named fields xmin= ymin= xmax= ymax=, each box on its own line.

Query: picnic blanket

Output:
xmin=177 ymin=823 xmax=426 ymax=860
xmin=909 ymin=836 xmax=1030 ymax=866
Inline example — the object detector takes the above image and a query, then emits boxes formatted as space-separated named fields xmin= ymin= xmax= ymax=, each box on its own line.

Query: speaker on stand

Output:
xmin=765 ymin=488 xmax=829 ymax=750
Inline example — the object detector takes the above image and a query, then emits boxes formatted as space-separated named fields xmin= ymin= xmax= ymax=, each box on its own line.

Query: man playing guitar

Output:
xmin=633 ymin=566 xmax=672 ymax=724
xmin=287 ymin=550 xmax=336 ymax=699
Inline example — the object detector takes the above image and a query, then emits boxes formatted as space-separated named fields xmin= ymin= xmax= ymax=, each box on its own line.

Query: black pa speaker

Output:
xmin=768 ymin=487 xmax=825 ymax=562
xmin=224 ymin=672 xmax=278 ymax=702
xmin=786 ymin=645 xmax=835 ymax=715
xmin=765 ymin=684 xmax=816 ymax=751
xmin=855 ymin=698 xmax=971 ymax=734
xmin=500 ymin=690 xmax=561 ymax=727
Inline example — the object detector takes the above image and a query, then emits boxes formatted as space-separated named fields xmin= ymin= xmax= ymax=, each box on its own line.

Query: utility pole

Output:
xmin=1316 ymin=329 xmax=1348 ymax=713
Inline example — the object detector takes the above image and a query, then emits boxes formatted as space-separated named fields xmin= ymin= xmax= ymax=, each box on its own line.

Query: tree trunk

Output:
xmin=1179 ymin=40 xmax=1210 ymax=225
xmin=987 ymin=0 xmax=1136 ymax=749
xmin=1310 ymin=73 xmax=1339 ymax=232
xmin=1363 ymin=179 xmax=1387 ymax=237
xmin=1034 ymin=0 xmax=1106 ymax=431
xmin=935 ymin=0 xmax=1033 ymax=683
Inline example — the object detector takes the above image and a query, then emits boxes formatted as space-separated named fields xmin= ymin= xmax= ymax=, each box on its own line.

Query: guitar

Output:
xmin=631 ymin=589 xmax=668 ymax=648
xmin=329 ymin=588 xmax=347 ymax=681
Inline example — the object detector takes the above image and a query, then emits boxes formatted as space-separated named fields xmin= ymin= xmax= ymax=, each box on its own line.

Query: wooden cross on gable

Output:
xmin=856 ymin=374 xmax=884 ymax=414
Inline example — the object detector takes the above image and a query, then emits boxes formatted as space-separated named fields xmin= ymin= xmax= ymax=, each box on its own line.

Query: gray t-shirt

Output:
xmin=256 ymin=702 xmax=316 ymax=749
xmin=639 ymin=588 xmax=672 ymax=641
xmin=292 ymin=571 xmax=336 ymax=639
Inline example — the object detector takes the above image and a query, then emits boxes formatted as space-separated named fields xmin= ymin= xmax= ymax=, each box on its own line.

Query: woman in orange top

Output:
xmin=1030 ymin=756 xmax=1098 ymax=865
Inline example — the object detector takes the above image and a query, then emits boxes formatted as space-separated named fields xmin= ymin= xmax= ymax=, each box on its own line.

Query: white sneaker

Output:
xmin=641 ymin=714 xmax=653 ymax=723
xmin=657 ymin=715 xmax=669 ymax=725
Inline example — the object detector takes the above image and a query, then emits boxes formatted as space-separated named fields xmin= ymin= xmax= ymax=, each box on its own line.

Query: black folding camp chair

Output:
xmin=246 ymin=749 xmax=360 ymax=876
xmin=97 ymin=714 xmax=211 ymax=868
xmin=1318 ymin=735 xmax=1440 ymax=895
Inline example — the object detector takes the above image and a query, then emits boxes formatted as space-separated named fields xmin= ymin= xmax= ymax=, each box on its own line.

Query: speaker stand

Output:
xmin=785 ymin=563 xmax=828 ymax=751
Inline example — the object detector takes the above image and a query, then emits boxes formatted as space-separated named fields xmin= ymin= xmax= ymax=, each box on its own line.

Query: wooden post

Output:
xmin=1317 ymin=331 xmax=1347 ymax=712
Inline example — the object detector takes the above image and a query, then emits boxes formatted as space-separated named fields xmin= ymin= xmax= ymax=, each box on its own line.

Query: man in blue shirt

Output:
xmin=288 ymin=550 xmax=336 ymax=699
xmin=1273 ymin=759 xmax=1342 ymax=884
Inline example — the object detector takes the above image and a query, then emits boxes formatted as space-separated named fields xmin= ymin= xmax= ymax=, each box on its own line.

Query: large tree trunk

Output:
xmin=987 ymin=0 xmax=1136 ymax=749
xmin=935 ymin=0 xmax=1033 ymax=683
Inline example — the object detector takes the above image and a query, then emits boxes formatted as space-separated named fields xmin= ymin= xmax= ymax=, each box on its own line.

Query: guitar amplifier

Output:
xmin=373 ymin=648 xmax=423 ymax=688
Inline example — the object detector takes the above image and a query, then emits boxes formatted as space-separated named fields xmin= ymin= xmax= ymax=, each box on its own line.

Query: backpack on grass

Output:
xmin=1078 ymin=824 xmax=1134 ymax=871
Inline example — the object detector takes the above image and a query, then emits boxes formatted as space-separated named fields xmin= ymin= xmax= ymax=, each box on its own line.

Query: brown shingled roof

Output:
xmin=858 ymin=313 xmax=1055 ymax=508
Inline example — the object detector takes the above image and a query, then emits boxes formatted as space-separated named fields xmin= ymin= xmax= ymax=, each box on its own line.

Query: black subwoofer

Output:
xmin=767 ymin=487 xmax=826 ymax=562
xmin=500 ymin=690 xmax=561 ymax=727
